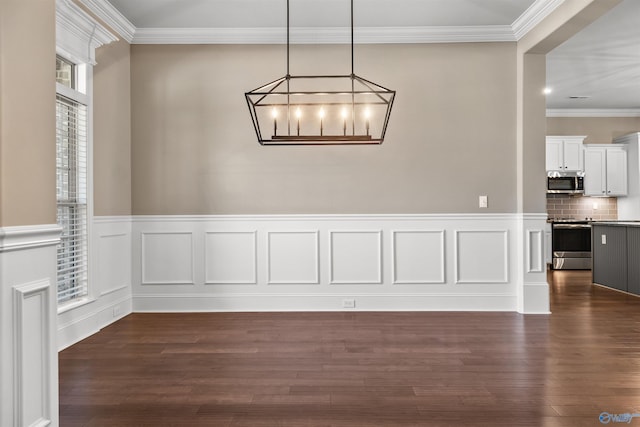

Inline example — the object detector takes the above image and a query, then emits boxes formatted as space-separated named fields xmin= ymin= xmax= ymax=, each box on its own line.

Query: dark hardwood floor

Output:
xmin=59 ymin=272 xmax=640 ymax=426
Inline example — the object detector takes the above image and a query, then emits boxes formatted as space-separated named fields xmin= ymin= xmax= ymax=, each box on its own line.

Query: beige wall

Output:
xmin=547 ymin=117 xmax=640 ymax=144
xmin=131 ymin=42 xmax=517 ymax=215
xmin=521 ymin=53 xmax=547 ymax=213
xmin=93 ymin=39 xmax=132 ymax=216
xmin=0 ymin=0 xmax=56 ymax=227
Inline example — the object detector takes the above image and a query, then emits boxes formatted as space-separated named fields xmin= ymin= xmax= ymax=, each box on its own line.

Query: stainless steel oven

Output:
xmin=552 ymin=221 xmax=592 ymax=270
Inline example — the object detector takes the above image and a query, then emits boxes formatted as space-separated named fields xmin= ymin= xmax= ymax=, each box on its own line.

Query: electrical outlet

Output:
xmin=342 ymin=299 xmax=356 ymax=309
xmin=112 ymin=305 xmax=122 ymax=318
xmin=479 ymin=195 xmax=488 ymax=208
xmin=601 ymin=234 xmax=607 ymax=245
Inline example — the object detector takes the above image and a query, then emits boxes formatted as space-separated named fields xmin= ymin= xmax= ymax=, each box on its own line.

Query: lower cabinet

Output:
xmin=593 ymin=224 xmax=640 ymax=295
xmin=593 ymin=225 xmax=627 ymax=292
xmin=627 ymin=227 xmax=640 ymax=295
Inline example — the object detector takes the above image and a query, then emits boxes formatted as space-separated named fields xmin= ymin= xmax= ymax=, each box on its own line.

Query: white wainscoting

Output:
xmin=57 ymin=216 xmax=133 ymax=350
xmin=520 ymin=216 xmax=551 ymax=314
xmin=0 ymin=224 xmax=60 ymax=427
xmin=132 ymin=214 xmax=549 ymax=313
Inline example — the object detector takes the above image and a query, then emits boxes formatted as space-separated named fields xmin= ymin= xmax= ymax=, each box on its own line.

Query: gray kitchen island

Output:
xmin=592 ymin=222 xmax=640 ymax=295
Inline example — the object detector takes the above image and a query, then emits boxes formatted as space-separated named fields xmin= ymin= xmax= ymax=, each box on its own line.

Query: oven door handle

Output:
xmin=553 ymin=224 xmax=591 ymax=229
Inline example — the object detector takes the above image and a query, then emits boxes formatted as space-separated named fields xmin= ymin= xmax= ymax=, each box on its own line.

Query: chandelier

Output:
xmin=245 ymin=0 xmax=396 ymax=145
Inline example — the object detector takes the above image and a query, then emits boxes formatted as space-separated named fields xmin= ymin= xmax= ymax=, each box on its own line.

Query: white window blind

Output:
xmin=56 ymin=94 xmax=88 ymax=303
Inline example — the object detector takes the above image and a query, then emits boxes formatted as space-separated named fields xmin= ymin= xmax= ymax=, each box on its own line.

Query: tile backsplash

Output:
xmin=547 ymin=194 xmax=617 ymax=221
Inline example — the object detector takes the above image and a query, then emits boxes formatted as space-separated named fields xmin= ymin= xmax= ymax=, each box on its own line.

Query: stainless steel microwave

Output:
xmin=547 ymin=173 xmax=584 ymax=194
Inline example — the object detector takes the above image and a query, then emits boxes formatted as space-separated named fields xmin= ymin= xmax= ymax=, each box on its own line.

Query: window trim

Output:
xmin=55 ymin=0 xmax=116 ymax=314
xmin=55 ymin=54 xmax=95 ymax=313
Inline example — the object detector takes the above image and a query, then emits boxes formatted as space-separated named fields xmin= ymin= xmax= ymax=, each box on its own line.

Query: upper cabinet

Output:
xmin=546 ymin=136 xmax=585 ymax=172
xmin=584 ymin=145 xmax=627 ymax=197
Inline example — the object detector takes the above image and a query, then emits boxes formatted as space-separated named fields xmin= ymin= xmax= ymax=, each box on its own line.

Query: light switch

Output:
xmin=479 ymin=195 xmax=488 ymax=208
xmin=601 ymin=234 xmax=607 ymax=245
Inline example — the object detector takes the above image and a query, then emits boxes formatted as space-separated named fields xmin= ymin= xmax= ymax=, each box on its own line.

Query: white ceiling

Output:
xmin=106 ymin=0 xmax=536 ymax=28
xmin=546 ymin=0 xmax=640 ymax=111
xmin=100 ymin=0 xmax=640 ymax=113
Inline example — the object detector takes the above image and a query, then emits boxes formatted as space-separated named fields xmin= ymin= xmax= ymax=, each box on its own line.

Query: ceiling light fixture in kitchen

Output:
xmin=245 ymin=0 xmax=395 ymax=145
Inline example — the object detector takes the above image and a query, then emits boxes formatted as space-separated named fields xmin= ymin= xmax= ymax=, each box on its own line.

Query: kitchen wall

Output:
xmin=131 ymin=42 xmax=518 ymax=215
xmin=545 ymin=116 xmax=640 ymax=221
xmin=547 ymin=117 xmax=640 ymax=144
xmin=547 ymin=194 xmax=617 ymax=221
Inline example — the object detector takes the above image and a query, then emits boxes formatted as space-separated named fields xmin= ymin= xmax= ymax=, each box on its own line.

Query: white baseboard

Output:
xmin=58 ymin=295 xmax=132 ymax=351
xmin=520 ymin=282 xmax=551 ymax=314
xmin=133 ymin=293 xmax=516 ymax=312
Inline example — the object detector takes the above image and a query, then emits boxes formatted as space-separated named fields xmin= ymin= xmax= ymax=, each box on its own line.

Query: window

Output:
xmin=56 ymin=56 xmax=75 ymax=88
xmin=56 ymin=57 xmax=89 ymax=304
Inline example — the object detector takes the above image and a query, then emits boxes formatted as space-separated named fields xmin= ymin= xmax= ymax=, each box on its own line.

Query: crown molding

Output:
xmin=546 ymin=109 xmax=640 ymax=118
xmin=78 ymin=0 xmax=136 ymax=43
xmin=75 ymin=0 xmax=564 ymax=45
xmin=512 ymin=0 xmax=564 ymax=40
xmin=132 ymin=25 xmax=516 ymax=45
xmin=56 ymin=0 xmax=118 ymax=64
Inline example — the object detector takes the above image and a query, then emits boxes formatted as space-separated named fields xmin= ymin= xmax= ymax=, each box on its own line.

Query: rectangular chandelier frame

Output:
xmin=245 ymin=0 xmax=395 ymax=146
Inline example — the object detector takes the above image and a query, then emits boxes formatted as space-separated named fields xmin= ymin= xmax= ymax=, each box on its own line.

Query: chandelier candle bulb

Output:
xmin=296 ymin=107 xmax=301 ymax=136
xmin=319 ymin=108 xmax=325 ymax=136
xmin=272 ymin=108 xmax=278 ymax=136
xmin=364 ymin=107 xmax=371 ymax=136
xmin=341 ymin=107 xmax=348 ymax=136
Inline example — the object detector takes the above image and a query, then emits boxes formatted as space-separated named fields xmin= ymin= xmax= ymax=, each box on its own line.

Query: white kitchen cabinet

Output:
xmin=546 ymin=136 xmax=585 ymax=172
xmin=584 ymin=145 xmax=627 ymax=197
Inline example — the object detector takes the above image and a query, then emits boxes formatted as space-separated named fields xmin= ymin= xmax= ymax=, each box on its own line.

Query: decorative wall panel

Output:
xmin=392 ymin=230 xmax=445 ymax=284
xmin=98 ymin=233 xmax=131 ymax=295
xmin=141 ymin=232 xmax=194 ymax=285
xmin=527 ymin=230 xmax=544 ymax=273
xmin=267 ymin=231 xmax=319 ymax=284
xmin=330 ymin=231 xmax=382 ymax=284
xmin=205 ymin=231 xmax=257 ymax=284
xmin=13 ymin=280 xmax=51 ymax=427
xmin=455 ymin=230 xmax=508 ymax=284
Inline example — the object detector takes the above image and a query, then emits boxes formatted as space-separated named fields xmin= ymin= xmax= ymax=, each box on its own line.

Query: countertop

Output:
xmin=590 ymin=221 xmax=640 ymax=227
